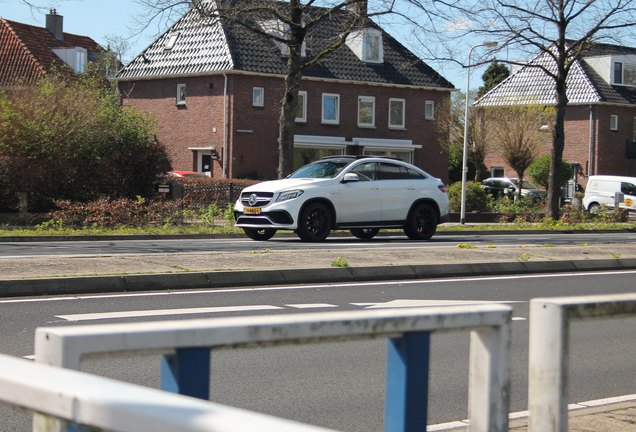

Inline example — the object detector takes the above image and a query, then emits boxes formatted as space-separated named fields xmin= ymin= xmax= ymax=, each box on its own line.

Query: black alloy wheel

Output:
xmin=404 ymin=203 xmax=437 ymax=240
xmin=350 ymin=228 xmax=380 ymax=239
xmin=243 ymin=228 xmax=277 ymax=241
xmin=297 ymin=203 xmax=332 ymax=242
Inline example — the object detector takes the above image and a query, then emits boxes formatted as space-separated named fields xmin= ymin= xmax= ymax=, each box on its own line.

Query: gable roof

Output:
xmin=115 ymin=2 xmax=454 ymax=90
xmin=476 ymin=41 xmax=636 ymax=107
xmin=0 ymin=18 xmax=102 ymax=85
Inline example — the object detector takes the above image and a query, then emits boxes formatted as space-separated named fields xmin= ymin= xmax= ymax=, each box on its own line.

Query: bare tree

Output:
xmin=133 ymin=0 xmax=394 ymax=178
xmin=488 ymin=104 xmax=554 ymax=201
xmin=435 ymin=90 xmax=493 ymax=182
xmin=401 ymin=0 xmax=636 ymax=218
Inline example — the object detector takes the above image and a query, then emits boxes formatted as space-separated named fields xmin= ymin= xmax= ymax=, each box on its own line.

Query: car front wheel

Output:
xmin=588 ymin=203 xmax=600 ymax=214
xmin=297 ymin=203 xmax=332 ymax=242
xmin=350 ymin=228 xmax=380 ymax=239
xmin=404 ymin=203 xmax=437 ymax=240
xmin=243 ymin=228 xmax=276 ymax=241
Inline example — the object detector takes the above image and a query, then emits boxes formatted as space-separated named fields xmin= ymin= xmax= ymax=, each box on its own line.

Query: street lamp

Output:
xmin=460 ymin=41 xmax=498 ymax=225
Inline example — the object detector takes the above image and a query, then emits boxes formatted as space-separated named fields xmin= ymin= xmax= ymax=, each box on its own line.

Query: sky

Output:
xmin=1 ymin=0 xmax=494 ymax=92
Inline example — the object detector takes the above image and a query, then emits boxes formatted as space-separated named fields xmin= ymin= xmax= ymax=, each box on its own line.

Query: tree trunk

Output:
xmin=547 ymin=75 xmax=568 ymax=219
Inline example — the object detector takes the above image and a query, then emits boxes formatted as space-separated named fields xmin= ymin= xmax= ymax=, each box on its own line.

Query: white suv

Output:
xmin=234 ymin=156 xmax=449 ymax=242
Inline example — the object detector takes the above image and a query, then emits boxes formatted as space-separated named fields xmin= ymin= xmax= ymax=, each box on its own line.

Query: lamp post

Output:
xmin=460 ymin=41 xmax=498 ymax=225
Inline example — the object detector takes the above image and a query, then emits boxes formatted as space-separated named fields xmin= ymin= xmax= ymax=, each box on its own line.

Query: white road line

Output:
xmin=351 ymin=299 xmax=523 ymax=309
xmin=56 ymin=305 xmax=284 ymax=322
xmin=2 ymin=270 xmax=636 ymax=304
xmin=284 ymin=303 xmax=338 ymax=309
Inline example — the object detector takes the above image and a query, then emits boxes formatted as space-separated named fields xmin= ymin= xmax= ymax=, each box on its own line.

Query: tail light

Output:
xmin=438 ymin=184 xmax=447 ymax=193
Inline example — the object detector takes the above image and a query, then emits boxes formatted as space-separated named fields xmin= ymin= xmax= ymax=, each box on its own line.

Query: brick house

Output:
xmin=0 ymin=10 xmax=103 ymax=85
xmin=476 ymin=41 xmax=636 ymax=195
xmin=114 ymin=2 xmax=454 ymax=182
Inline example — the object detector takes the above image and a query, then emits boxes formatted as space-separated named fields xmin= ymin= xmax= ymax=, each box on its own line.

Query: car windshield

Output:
xmin=288 ymin=160 xmax=352 ymax=179
xmin=513 ymin=180 xmax=540 ymax=189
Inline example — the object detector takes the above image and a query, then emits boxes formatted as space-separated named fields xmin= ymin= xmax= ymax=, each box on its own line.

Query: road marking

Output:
xmin=56 ymin=305 xmax=284 ymax=322
xmin=3 ymin=270 xmax=636 ymax=304
xmin=285 ymin=303 xmax=338 ymax=309
xmin=351 ymin=299 xmax=522 ymax=309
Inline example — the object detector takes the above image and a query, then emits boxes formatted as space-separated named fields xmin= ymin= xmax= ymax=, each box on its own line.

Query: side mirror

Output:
xmin=342 ymin=173 xmax=359 ymax=183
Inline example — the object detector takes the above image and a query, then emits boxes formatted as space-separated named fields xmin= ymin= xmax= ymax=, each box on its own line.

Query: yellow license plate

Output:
xmin=245 ymin=208 xmax=261 ymax=215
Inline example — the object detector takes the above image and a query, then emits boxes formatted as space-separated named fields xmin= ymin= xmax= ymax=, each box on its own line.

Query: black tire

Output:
xmin=350 ymin=228 xmax=380 ymax=239
xmin=297 ymin=202 xmax=332 ymax=242
xmin=243 ymin=228 xmax=276 ymax=241
xmin=404 ymin=203 xmax=437 ymax=240
xmin=589 ymin=203 xmax=600 ymax=214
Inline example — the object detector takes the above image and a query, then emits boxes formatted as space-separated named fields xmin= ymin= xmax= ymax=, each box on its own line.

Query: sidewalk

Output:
xmin=2 ymin=228 xmax=636 ymax=430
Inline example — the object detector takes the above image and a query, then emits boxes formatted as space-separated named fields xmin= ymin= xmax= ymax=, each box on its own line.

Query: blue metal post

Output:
xmin=161 ymin=347 xmax=210 ymax=400
xmin=385 ymin=332 xmax=431 ymax=432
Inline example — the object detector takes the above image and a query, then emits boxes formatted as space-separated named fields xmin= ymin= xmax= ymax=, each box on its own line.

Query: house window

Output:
xmin=322 ymin=93 xmax=340 ymax=124
xmin=165 ymin=32 xmax=180 ymax=51
xmin=365 ymin=34 xmax=380 ymax=62
xmin=176 ymin=84 xmax=186 ymax=105
xmin=614 ymin=62 xmax=623 ymax=84
xmin=76 ymin=50 xmax=86 ymax=73
xmin=364 ymin=149 xmax=412 ymax=163
xmin=625 ymin=64 xmax=636 ymax=86
xmin=611 ymin=115 xmax=619 ymax=131
xmin=389 ymin=98 xmax=405 ymax=128
xmin=491 ymin=166 xmax=504 ymax=177
xmin=293 ymin=147 xmax=343 ymax=170
xmin=425 ymin=101 xmax=435 ymax=120
xmin=358 ymin=96 xmax=375 ymax=127
xmin=296 ymin=91 xmax=307 ymax=123
xmin=253 ymin=87 xmax=264 ymax=107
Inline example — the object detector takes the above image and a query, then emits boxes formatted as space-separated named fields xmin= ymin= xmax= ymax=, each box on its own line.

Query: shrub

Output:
xmin=0 ymin=75 xmax=170 ymax=211
xmin=447 ymin=181 xmax=488 ymax=212
xmin=527 ymin=155 xmax=571 ymax=191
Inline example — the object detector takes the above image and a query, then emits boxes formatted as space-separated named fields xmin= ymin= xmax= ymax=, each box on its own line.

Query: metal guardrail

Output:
xmin=34 ymin=305 xmax=513 ymax=432
xmin=528 ymin=293 xmax=636 ymax=432
xmin=0 ymin=353 xmax=335 ymax=432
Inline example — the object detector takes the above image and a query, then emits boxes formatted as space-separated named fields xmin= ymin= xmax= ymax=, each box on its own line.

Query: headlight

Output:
xmin=276 ymin=189 xmax=304 ymax=202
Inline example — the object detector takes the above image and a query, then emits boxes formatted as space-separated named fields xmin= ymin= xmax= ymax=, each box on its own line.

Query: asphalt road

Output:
xmin=2 ymin=231 xmax=636 ymax=258
xmin=2 ymin=269 xmax=636 ymax=431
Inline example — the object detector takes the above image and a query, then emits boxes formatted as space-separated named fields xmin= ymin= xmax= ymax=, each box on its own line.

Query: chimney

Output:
xmin=347 ymin=0 xmax=367 ymax=15
xmin=46 ymin=9 xmax=64 ymax=41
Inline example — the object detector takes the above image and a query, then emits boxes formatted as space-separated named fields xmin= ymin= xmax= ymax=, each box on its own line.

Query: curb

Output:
xmin=3 ymin=258 xmax=636 ymax=298
xmin=0 ymin=228 xmax=634 ymax=242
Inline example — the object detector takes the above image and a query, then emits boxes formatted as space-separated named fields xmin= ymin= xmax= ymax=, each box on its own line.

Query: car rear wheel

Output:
xmin=243 ymin=228 xmax=276 ymax=241
xmin=404 ymin=203 xmax=437 ymax=240
xmin=350 ymin=228 xmax=380 ymax=239
xmin=297 ymin=203 xmax=331 ymax=242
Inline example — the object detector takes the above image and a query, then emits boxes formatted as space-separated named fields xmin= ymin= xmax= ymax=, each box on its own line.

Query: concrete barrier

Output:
xmin=35 ymin=305 xmax=513 ymax=432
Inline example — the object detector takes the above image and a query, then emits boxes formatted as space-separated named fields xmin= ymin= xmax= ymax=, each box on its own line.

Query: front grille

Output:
xmin=240 ymin=192 xmax=275 ymax=207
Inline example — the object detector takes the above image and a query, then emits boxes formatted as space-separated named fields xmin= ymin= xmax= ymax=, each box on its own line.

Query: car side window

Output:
xmin=378 ymin=162 xmax=410 ymax=180
xmin=350 ymin=162 xmax=377 ymax=181
xmin=406 ymin=167 xmax=426 ymax=179
xmin=621 ymin=182 xmax=636 ymax=195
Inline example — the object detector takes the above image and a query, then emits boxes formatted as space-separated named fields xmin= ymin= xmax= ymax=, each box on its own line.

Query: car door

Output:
xmin=337 ymin=162 xmax=382 ymax=223
xmin=377 ymin=162 xmax=420 ymax=222
xmin=621 ymin=182 xmax=636 ymax=209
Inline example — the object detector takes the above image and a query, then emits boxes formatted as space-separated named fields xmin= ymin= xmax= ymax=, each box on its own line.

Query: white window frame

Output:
xmin=364 ymin=33 xmax=380 ymax=62
xmin=389 ymin=98 xmax=406 ymax=129
xmin=165 ymin=32 xmax=180 ymax=51
xmin=176 ymin=84 xmax=186 ymax=106
xmin=357 ymin=96 xmax=376 ymax=128
xmin=322 ymin=93 xmax=340 ymax=125
xmin=611 ymin=114 xmax=619 ymax=131
xmin=296 ymin=91 xmax=307 ymax=123
xmin=253 ymin=87 xmax=264 ymax=107
xmin=614 ymin=62 xmax=623 ymax=84
xmin=491 ymin=166 xmax=505 ymax=177
xmin=425 ymin=100 xmax=435 ymax=120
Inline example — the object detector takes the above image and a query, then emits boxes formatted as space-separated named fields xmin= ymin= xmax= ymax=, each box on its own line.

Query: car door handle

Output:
xmin=371 ymin=187 xmax=380 ymax=190
xmin=407 ymin=187 xmax=416 ymax=190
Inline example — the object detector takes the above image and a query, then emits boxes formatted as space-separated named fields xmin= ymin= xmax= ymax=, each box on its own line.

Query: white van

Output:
xmin=583 ymin=175 xmax=636 ymax=212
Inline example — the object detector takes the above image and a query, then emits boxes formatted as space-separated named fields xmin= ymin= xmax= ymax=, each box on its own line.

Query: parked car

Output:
xmin=481 ymin=177 xmax=547 ymax=203
xmin=163 ymin=171 xmax=209 ymax=178
xmin=583 ymin=175 xmax=636 ymax=212
xmin=234 ymin=155 xmax=450 ymax=242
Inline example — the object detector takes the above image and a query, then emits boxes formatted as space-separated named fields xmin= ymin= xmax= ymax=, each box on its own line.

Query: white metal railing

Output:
xmin=0 ymin=352 xmax=336 ymax=432
xmin=34 ymin=305 xmax=513 ymax=432
xmin=528 ymin=293 xmax=636 ymax=432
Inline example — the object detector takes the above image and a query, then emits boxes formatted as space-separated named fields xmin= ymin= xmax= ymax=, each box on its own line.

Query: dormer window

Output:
xmin=346 ymin=28 xmax=383 ymax=63
xmin=165 ymin=32 xmax=180 ymax=51
xmin=615 ymin=62 xmax=623 ymax=84
xmin=613 ymin=61 xmax=636 ymax=86
xmin=260 ymin=20 xmax=306 ymax=57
